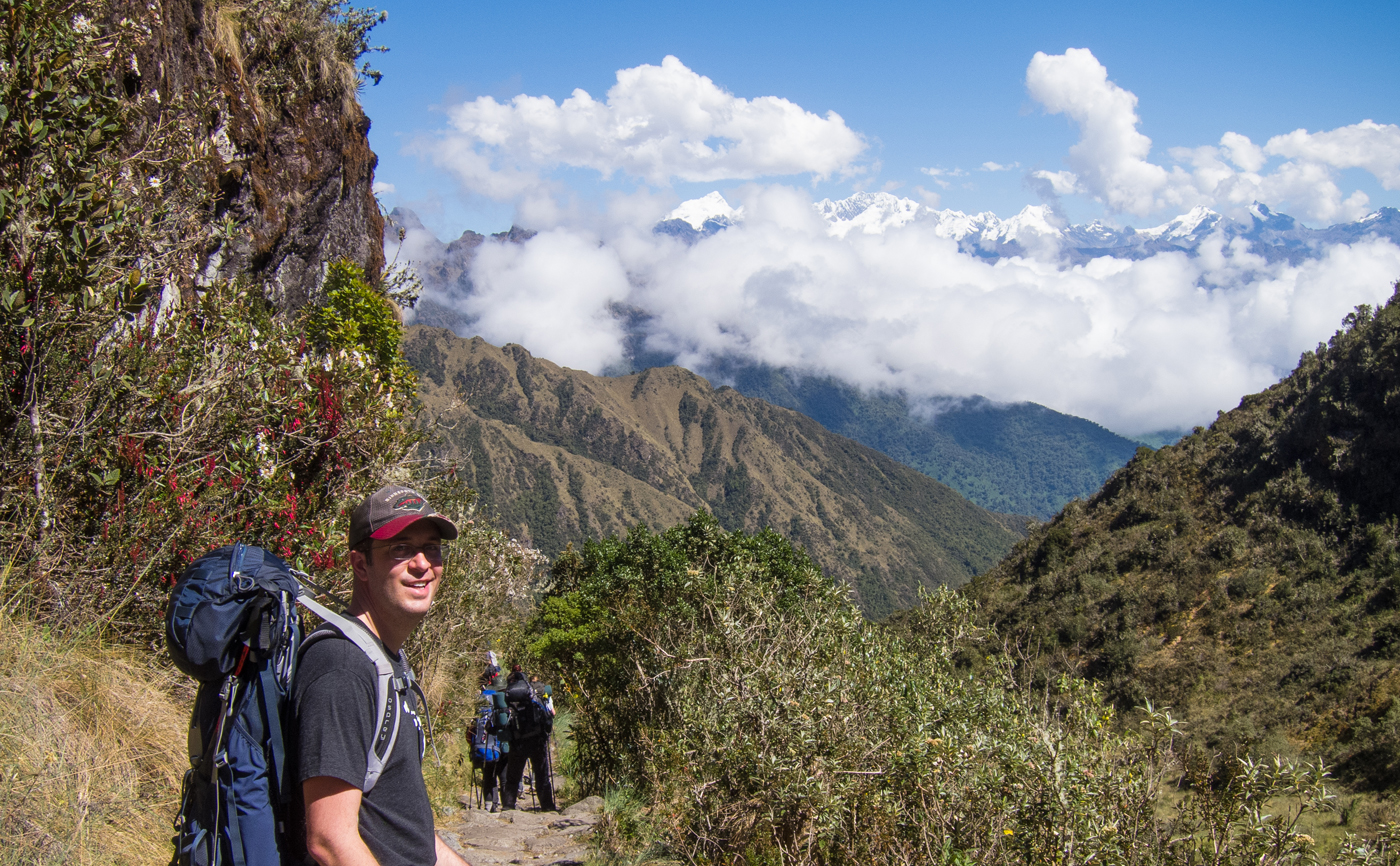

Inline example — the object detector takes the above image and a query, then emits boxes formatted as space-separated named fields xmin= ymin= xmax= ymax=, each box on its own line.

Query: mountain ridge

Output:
xmin=404 ymin=327 xmax=1025 ymax=619
xmin=968 ymin=286 xmax=1400 ymax=788
xmin=719 ymin=365 xmax=1146 ymax=519
xmin=393 ymin=208 xmax=1163 ymax=520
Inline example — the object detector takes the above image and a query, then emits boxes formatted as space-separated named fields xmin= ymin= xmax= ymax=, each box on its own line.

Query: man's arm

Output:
xmin=303 ymin=776 xmax=379 ymax=866
xmin=436 ymin=832 xmax=471 ymax=866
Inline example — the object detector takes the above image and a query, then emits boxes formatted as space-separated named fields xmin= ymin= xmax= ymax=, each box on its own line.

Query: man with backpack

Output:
xmin=499 ymin=666 xmax=556 ymax=812
xmin=294 ymin=485 xmax=472 ymax=866
xmin=473 ymin=662 xmax=509 ymax=812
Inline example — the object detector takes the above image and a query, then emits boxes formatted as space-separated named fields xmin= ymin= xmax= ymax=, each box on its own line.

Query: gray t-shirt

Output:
xmin=293 ymin=629 xmax=436 ymax=866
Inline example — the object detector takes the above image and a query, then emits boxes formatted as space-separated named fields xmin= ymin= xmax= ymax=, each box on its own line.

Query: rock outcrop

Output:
xmin=121 ymin=0 xmax=384 ymax=309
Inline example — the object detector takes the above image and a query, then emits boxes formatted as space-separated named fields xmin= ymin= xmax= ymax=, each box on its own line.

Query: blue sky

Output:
xmin=361 ymin=0 xmax=1400 ymax=238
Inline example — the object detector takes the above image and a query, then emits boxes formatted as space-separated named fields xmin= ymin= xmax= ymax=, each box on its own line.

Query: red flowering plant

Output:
xmin=0 ymin=0 xmax=432 ymax=642
xmin=17 ymin=264 xmax=420 ymax=639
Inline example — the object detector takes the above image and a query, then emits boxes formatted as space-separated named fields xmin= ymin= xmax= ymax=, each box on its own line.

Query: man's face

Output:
xmin=352 ymin=521 xmax=445 ymax=630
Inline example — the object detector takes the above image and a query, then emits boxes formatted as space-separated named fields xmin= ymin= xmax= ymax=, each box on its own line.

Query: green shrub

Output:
xmin=306 ymin=258 xmax=412 ymax=377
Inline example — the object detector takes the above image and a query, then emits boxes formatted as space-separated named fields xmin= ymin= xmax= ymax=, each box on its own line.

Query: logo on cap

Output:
xmin=392 ymin=494 xmax=426 ymax=511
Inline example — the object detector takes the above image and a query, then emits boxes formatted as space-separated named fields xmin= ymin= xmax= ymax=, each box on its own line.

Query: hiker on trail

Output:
xmin=499 ymin=664 xmax=556 ymax=812
xmin=476 ymin=661 xmax=509 ymax=812
xmin=293 ymin=485 xmax=472 ymax=866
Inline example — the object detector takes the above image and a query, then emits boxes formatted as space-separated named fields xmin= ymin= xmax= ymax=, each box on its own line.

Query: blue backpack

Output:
xmin=166 ymin=543 xmax=424 ymax=866
xmin=471 ymin=693 xmax=504 ymax=764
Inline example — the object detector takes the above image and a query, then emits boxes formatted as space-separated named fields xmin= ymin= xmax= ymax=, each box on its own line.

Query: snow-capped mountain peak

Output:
xmin=654 ymin=192 xmax=1400 ymax=265
xmin=666 ymin=191 xmax=742 ymax=230
xmin=816 ymin=192 xmax=922 ymax=237
xmin=1137 ymin=206 xmax=1222 ymax=242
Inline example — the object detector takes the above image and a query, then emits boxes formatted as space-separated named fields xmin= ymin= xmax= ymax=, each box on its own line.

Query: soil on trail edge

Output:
xmin=439 ymin=795 xmax=604 ymax=866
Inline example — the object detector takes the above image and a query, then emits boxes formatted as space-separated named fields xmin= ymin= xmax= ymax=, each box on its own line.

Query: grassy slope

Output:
xmin=968 ymin=287 xmax=1400 ymax=788
xmin=0 ymin=614 xmax=190 ymax=865
xmin=405 ymin=327 xmax=1022 ymax=619
xmin=727 ymin=366 xmax=1142 ymax=519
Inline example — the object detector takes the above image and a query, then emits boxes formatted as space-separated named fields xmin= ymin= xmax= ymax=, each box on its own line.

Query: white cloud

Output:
xmin=455 ymin=184 xmax=1400 ymax=435
xmin=1031 ymin=169 xmax=1079 ymax=196
xmin=1026 ymin=48 xmax=1395 ymax=224
xmin=1264 ymin=120 xmax=1400 ymax=189
xmin=461 ymin=229 xmax=631 ymax=371
xmin=913 ymin=185 xmax=942 ymax=207
xmin=373 ymin=181 xmax=396 ymax=195
xmin=422 ymin=56 xmax=867 ymax=199
xmin=1026 ymin=48 xmax=1192 ymax=216
xmin=413 ymin=50 xmax=1400 ymax=437
xmin=981 ymin=161 xmax=1020 ymax=172
xmin=919 ymin=166 xmax=966 ymax=190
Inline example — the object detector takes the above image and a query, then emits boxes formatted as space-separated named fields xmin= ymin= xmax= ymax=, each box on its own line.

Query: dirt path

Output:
xmin=439 ymin=795 xmax=603 ymax=866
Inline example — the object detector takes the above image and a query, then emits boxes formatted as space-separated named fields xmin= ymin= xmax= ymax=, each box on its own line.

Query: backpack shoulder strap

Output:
xmin=295 ymin=595 xmax=405 ymax=793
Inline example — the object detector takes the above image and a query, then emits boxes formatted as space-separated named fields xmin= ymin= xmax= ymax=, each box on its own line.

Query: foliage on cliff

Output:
xmin=530 ymin=512 xmax=1400 ymax=865
xmin=0 ymin=0 xmax=424 ymax=641
xmin=970 ymin=284 xmax=1400 ymax=790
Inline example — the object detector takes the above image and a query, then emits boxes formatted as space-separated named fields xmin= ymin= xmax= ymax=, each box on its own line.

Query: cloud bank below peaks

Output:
xmin=420 ymin=56 xmax=867 ymax=201
xmin=409 ymin=186 xmax=1400 ymax=437
xmin=1026 ymin=48 xmax=1400 ymax=224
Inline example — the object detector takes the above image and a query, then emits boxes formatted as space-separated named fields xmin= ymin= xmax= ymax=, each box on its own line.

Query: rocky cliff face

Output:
xmin=121 ymin=0 xmax=384 ymax=309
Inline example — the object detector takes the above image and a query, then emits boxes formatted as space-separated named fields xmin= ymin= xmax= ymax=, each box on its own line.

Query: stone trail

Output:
xmin=439 ymin=795 xmax=604 ymax=866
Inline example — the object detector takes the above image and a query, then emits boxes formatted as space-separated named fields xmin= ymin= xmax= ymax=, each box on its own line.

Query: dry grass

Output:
xmin=0 ymin=613 xmax=192 ymax=865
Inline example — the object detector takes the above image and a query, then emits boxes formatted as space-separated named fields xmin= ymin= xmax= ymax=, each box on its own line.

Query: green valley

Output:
xmin=726 ymin=365 xmax=1149 ymax=518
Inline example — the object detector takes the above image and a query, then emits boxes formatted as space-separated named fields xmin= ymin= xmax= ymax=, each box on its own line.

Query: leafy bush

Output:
xmin=18 ymin=275 xmax=424 ymax=636
xmin=307 ymin=258 xmax=412 ymax=377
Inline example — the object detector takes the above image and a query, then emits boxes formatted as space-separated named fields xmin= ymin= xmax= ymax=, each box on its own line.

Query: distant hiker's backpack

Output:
xmin=504 ymin=675 xmax=554 ymax=741
xmin=165 ymin=542 xmax=425 ymax=866
xmin=470 ymin=695 xmax=504 ymax=765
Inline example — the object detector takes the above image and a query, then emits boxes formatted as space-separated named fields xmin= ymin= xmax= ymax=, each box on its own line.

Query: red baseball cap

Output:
xmin=348 ymin=484 xmax=459 ymax=549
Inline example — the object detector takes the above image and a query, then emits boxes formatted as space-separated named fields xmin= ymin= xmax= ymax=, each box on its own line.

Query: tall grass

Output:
xmin=0 ymin=612 xmax=191 ymax=865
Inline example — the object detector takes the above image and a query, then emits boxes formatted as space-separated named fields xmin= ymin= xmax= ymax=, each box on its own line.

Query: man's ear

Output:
xmin=349 ymin=549 xmax=370 ymax=584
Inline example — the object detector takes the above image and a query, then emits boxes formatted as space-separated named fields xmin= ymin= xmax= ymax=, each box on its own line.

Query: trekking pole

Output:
xmin=547 ymin=732 xmax=556 ymax=810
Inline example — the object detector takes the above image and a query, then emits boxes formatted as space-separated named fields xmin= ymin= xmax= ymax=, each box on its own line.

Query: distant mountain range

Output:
xmin=657 ymin=191 xmax=1400 ymax=266
xmin=404 ymin=328 xmax=1025 ymax=618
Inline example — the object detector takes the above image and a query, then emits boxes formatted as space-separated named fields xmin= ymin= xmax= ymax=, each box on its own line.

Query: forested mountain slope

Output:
xmin=405 ymin=327 xmax=1024 ymax=618
xmin=969 ymin=285 xmax=1400 ymax=788
xmin=726 ymin=366 xmax=1146 ymax=518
